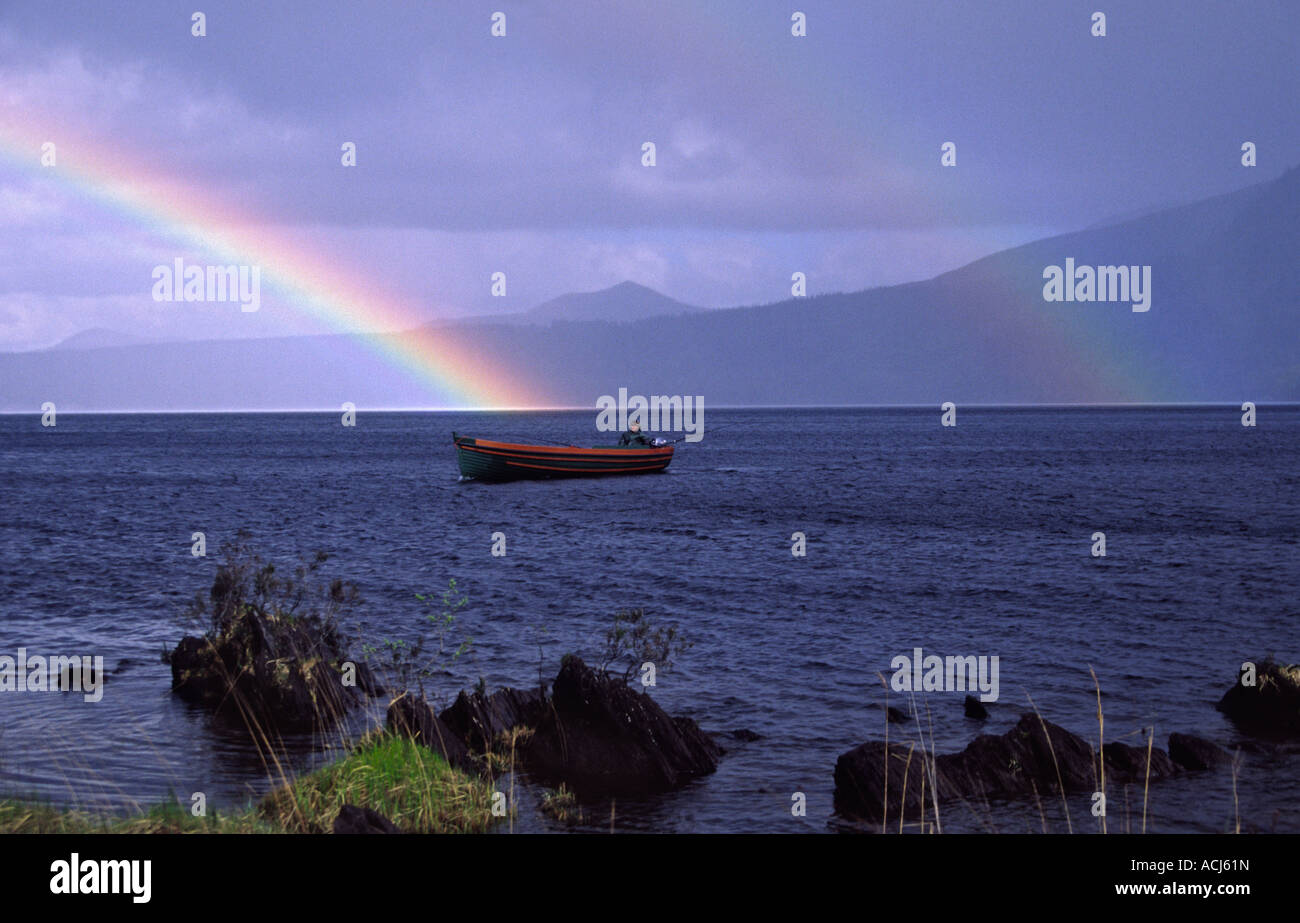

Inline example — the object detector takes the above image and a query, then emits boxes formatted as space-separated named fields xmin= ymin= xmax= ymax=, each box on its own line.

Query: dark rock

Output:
xmin=386 ymin=693 xmax=472 ymax=770
xmin=731 ymin=728 xmax=763 ymax=742
xmin=169 ymin=607 xmax=367 ymax=731
xmin=834 ymin=742 xmax=919 ymax=828
xmin=439 ymin=686 xmax=548 ymax=752
xmin=1101 ymin=739 xmax=1177 ymax=779
xmin=1168 ymin=733 xmax=1235 ymax=771
xmin=964 ymin=695 xmax=989 ymax=720
xmin=834 ymin=713 xmax=1179 ymax=825
xmin=349 ymin=661 xmax=384 ymax=697
xmin=333 ymin=804 xmax=400 ymax=834
xmin=676 ymin=715 xmax=725 ymax=756
xmin=1216 ymin=659 xmax=1300 ymax=736
xmin=169 ymin=636 xmax=208 ymax=687
xmin=523 ymin=656 xmax=720 ymax=795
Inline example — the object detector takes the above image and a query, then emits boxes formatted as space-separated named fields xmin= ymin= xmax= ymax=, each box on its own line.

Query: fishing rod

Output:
xmin=659 ymin=422 xmax=741 ymax=445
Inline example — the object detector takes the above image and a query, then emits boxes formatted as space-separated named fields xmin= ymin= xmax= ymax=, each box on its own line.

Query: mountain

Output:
xmin=1 ymin=168 xmax=1296 ymax=410
xmin=1082 ymin=197 xmax=1187 ymax=230
xmin=48 ymin=328 xmax=151 ymax=351
xmin=522 ymin=281 xmax=701 ymax=323
xmin=445 ymin=280 xmax=702 ymax=326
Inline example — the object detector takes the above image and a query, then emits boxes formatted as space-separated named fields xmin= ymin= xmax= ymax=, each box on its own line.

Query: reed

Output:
xmin=1024 ymin=692 xmax=1073 ymax=834
xmin=1089 ymin=666 xmax=1106 ymax=834
xmin=1142 ymin=725 xmax=1153 ymax=834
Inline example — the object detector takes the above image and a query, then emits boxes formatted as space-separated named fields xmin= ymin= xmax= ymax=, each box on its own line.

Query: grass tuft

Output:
xmin=1 ymin=731 xmax=496 ymax=835
xmin=260 ymin=730 xmax=496 ymax=833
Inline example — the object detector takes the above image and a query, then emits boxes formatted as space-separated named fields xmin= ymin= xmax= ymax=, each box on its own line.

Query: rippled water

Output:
xmin=1 ymin=407 xmax=1296 ymax=833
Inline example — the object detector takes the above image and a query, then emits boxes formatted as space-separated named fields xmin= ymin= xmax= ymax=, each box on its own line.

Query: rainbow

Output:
xmin=2 ymin=94 xmax=1158 ymax=407
xmin=705 ymin=12 xmax=1161 ymax=401
xmin=0 ymin=113 xmax=539 ymax=410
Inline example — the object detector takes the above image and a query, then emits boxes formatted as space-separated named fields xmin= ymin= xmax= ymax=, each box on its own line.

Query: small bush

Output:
xmin=598 ymin=608 xmax=693 ymax=684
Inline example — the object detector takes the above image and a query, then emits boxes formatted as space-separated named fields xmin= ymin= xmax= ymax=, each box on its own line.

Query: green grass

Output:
xmin=539 ymin=783 xmax=583 ymax=826
xmin=0 ymin=799 xmax=280 ymax=834
xmin=0 ymin=731 xmax=497 ymax=835
xmin=262 ymin=731 xmax=497 ymax=833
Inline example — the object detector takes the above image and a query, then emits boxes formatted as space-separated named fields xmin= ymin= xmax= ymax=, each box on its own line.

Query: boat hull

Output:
xmin=454 ymin=434 xmax=674 ymax=481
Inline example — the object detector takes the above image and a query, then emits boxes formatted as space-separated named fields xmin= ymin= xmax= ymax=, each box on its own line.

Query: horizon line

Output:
xmin=3 ymin=401 xmax=1296 ymax=416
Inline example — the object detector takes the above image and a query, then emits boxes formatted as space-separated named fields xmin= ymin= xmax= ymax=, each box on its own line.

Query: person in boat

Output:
xmin=619 ymin=419 xmax=653 ymax=447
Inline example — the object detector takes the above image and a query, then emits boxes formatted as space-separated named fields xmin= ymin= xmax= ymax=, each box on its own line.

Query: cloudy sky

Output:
xmin=0 ymin=0 xmax=1295 ymax=349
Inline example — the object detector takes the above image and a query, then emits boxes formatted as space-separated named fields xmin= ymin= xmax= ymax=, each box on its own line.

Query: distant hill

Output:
xmin=448 ymin=280 xmax=702 ymax=326
xmin=25 ymin=281 xmax=696 ymax=355
xmin=2 ymin=168 xmax=1296 ymax=410
xmin=523 ymin=281 xmax=700 ymax=323
xmin=49 ymin=328 xmax=151 ymax=351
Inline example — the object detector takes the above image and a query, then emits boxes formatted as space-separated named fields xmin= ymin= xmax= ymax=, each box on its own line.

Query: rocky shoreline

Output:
xmin=167 ymin=599 xmax=1297 ymax=834
xmin=390 ymin=657 xmax=719 ymax=791
xmin=385 ymin=656 xmax=720 ymax=795
xmin=160 ymin=570 xmax=727 ymax=831
xmin=6 ymin=632 xmax=1293 ymax=834
xmin=126 ymin=544 xmax=1300 ymax=832
xmin=833 ymin=658 xmax=1300 ymax=831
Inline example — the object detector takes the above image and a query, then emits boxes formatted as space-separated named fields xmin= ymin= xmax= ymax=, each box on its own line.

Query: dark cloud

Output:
xmin=0 ymin=0 xmax=1295 ymax=346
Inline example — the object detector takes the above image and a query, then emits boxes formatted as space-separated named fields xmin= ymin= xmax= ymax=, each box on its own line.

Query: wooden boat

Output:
xmin=453 ymin=432 xmax=674 ymax=481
